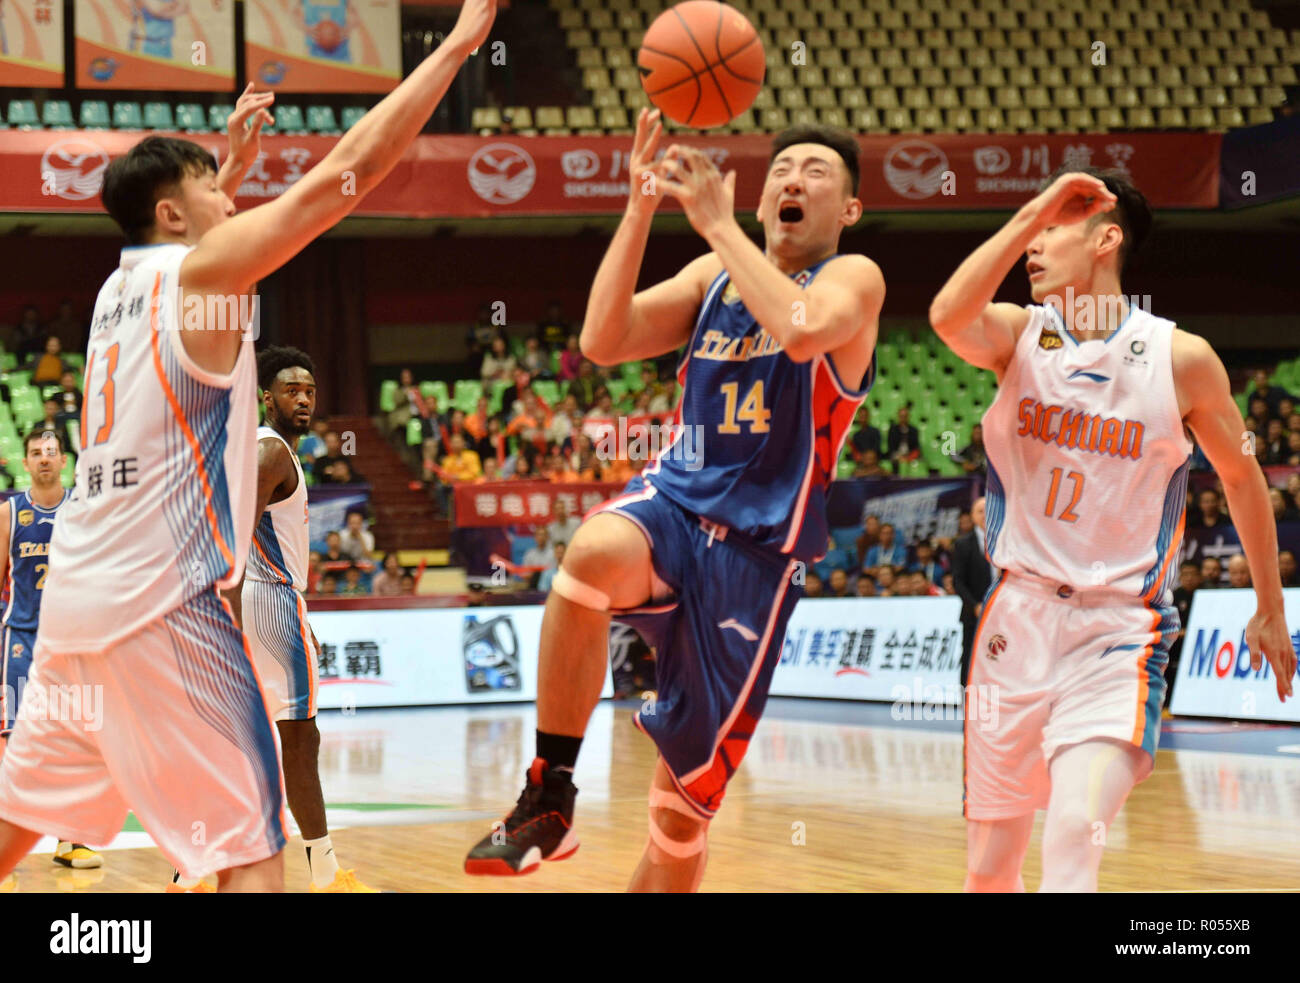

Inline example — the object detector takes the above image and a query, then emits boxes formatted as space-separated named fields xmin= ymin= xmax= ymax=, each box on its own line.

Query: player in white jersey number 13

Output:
xmin=930 ymin=166 xmax=1296 ymax=892
xmin=0 ymin=0 xmax=497 ymax=892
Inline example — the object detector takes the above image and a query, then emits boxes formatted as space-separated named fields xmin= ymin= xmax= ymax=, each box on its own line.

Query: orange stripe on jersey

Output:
xmin=296 ymin=591 xmax=316 ymax=717
xmin=962 ymin=576 xmax=1006 ymax=818
xmin=148 ymin=274 xmax=236 ymax=574
xmin=1142 ymin=504 xmax=1187 ymax=604
xmin=80 ymin=350 xmax=96 ymax=453
xmin=252 ymin=536 xmax=290 ymax=586
xmin=1130 ymin=606 xmax=1163 ymax=747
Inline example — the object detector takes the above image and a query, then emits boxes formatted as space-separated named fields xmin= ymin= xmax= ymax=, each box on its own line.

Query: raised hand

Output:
xmin=227 ymin=83 xmax=275 ymax=167
xmin=656 ymin=145 xmax=737 ymax=241
xmin=627 ymin=107 xmax=665 ymax=215
xmin=1030 ymin=172 xmax=1117 ymax=229
xmin=447 ymin=0 xmax=498 ymax=54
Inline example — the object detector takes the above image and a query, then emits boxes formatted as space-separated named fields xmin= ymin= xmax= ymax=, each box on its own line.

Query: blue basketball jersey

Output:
xmin=644 ymin=256 xmax=874 ymax=562
xmin=4 ymin=490 xmax=67 ymax=633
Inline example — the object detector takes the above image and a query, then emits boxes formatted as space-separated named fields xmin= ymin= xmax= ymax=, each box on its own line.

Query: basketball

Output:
xmin=637 ymin=0 xmax=765 ymax=129
xmin=312 ymin=18 xmax=344 ymax=54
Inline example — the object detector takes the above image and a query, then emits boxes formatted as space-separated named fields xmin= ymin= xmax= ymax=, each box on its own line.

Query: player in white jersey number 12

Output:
xmin=0 ymin=0 xmax=496 ymax=892
xmin=930 ymin=166 xmax=1296 ymax=892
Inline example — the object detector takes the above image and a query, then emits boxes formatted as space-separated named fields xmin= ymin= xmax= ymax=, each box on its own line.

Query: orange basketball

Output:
xmin=637 ymin=1 xmax=765 ymax=129
xmin=313 ymin=18 xmax=344 ymax=54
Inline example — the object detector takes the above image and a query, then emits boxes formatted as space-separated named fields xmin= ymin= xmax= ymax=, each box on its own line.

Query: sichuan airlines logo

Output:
xmin=883 ymin=140 xmax=948 ymax=199
xmin=40 ymin=138 xmax=110 ymax=201
xmin=467 ymin=144 xmax=536 ymax=204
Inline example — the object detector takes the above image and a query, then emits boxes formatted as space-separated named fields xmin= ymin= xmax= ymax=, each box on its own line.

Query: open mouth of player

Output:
xmin=1026 ymin=261 xmax=1046 ymax=281
xmin=778 ymin=203 xmax=804 ymax=223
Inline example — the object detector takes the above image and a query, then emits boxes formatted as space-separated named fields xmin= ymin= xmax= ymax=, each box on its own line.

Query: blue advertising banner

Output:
xmin=826 ymin=478 xmax=980 ymax=545
xmin=307 ymin=483 xmax=370 ymax=547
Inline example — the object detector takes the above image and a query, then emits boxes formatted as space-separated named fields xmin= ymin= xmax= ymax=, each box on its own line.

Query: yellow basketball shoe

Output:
xmin=309 ymin=869 xmax=379 ymax=893
xmin=0 ymin=874 xmax=16 ymax=892
xmin=53 ymin=842 xmax=104 ymax=869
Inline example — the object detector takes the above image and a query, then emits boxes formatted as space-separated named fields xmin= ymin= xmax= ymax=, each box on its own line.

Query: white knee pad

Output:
xmin=647 ymin=786 xmax=708 ymax=861
xmin=552 ymin=568 xmax=611 ymax=612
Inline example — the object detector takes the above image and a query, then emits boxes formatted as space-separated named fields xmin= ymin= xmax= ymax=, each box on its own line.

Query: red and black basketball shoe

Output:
xmin=464 ymin=758 xmax=580 ymax=876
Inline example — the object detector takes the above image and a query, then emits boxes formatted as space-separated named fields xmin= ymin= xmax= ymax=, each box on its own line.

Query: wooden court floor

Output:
xmin=4 ymin=703 xmax=1299 ymax=892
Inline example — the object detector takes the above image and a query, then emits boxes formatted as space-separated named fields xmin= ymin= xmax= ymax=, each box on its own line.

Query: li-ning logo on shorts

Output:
xmin=987 ymin=633 xmax=1007 ymax=659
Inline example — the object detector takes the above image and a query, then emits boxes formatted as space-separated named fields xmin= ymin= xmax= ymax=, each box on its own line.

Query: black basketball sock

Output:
xmin=536 ymin=730 xmax=583 ymax=773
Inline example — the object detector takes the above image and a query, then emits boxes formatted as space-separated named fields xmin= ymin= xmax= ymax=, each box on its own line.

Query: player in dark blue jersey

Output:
xmin=467 ymin=111 xmax=884 ymax=890
xmin=0 ymin=428 xmax=102 ymax=886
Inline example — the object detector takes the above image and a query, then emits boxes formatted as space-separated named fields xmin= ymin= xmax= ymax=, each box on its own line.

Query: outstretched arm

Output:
xmin=180 ymin=0 xmax=497 ymax=371
xmin=215 ymin=84 xmax=276 ymax=201
xmin=580 ymin=109 xmax=708 ymax=365
xmin=1175 ymin=330 xmax=1295 ymax=701
xmin=928 ymin=172 xmax=1117 ymax=376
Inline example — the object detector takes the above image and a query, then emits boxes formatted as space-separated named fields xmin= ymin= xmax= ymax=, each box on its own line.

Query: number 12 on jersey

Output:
xmin=1044 ymin=467 xmax=1084 ymax=523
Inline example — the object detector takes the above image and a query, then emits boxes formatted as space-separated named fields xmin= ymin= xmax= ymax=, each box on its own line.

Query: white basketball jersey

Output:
xmin=981 ymin=303 xmax=1192 ymax=602
xmin=40 ymin=243 xmax=258 ymax=652
xmin=246 ymin=426 xmax=309 ymax=591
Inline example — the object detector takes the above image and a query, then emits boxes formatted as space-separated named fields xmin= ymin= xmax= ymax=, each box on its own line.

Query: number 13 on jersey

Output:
xmin=80 ymin=343 xmax=120 ymax=451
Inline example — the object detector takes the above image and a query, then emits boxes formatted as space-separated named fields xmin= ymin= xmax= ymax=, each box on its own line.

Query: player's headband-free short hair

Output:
xmin=769 ymin=125 xmax=861 ymax=197
xmin=101 ymin=136 xmax=219 ymax=246
xmin=1040 ymin=165 xmax=1153 ymax=270
xmin=257 ymin=345 xmax=317 ymax=391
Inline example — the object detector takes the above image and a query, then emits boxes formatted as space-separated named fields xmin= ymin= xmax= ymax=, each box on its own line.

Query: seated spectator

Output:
xmin=507 ymin=393 xmax=552 ymax=455
xmin=559 ymin=334 xmax=583 ymax=381
xmin=911 ymin=537 xmax=945 ymax=586
xmin=322 ymin=531 xmax=349 ymax=567
xmin=372 ymin=552 xmax=404 ymax=596
xmin=387 ymin=368 xmax=432 ymax=441
xmin=480 ymin=337 xmax=517 ymax=384
xmin=467 ymin=303 xmax=501 ymax=357
xmin=521 ymin=527 xmax=556 ymax=580
xmin=1247 ymin=368 xmax=1291 ymax=420
xmin=312 ymin=431 xmax=350 ymax=483
xmin=1280 ymin=550 xmax=1297 ymax=588
xmin=853 ymin=448 xmax=888 ymax=478
xmin=1226 ymin=554 xmax=1251 ymax=588
xmin=1188 ymin=489 xmax=1229 ymax=529
xmin=585 ymin=387 xmax=615 ymax=421
xmin=441 ymin=433 xmax=483 ymax=483
xmin=803 ymin=570 xmax=824 ymax=597
xmin=298 ymin=419 xmax=328 ymax=465
xmin=571 ymin=433 xmax=601 ymax=480
xmin=546 ymin=394 xmax=579 ymax=448
xmin=887 ymin=405 xmax=921 ymax=463
xmin=912 ymin=570 xmax=943 ymax=596
xmin=339 ymin=564 xmax=367 ymax=596
xmin=1247 ymin=399 xmax=1269 ymax=431
xmin=539 ymin=541 xmax=565 ymax=592
xmin=480 ymin=457 xmax=501 ymax=481
xmin=57 ymin=371 xmax=82 ymax=418
xmin=941 ymin=572 xmax=956 ymax=595
xmin=601 ymin=453 xmax=636 ymax=486
xmin=400 ymin=573 xmax=417 ymax=595
xmin=521 ymin=337 xmax=551 ymax=379
xmin=955 ymin=423 xmax=988 ymax=476
xmin=1200 ymin=555 xmax=1223 ymax=587
xmin=875 ymin=564 xmax=897 ymax=596
xmin=1285 ymin=431 xmax=1300 ymax=467
xmin=465 ymin=396 xmax=491 ymax=443
xmin=1270 ymin=488 xmax=1300 ymax=523
xmin=318 ymin=573 xmax=339 ymax=596
xmin=855 ymin=513 xmax=882 ymax=568
xmin=648 ymin=377 xmax=677 ymax=416
xmin=855 ymin=574 xmax=877 ymax=597
xmin=537 ymin=301 xmax=571 ymax=348
xmin=571 ymin=359 xmax=599 ymax=409
xmin=28 ymin=336 xmax=71 ymax=385
xmin=500 ymin=367 xmax=535 ymax=415
xmin=827 ymin=568 xmax=850 ymax=597
xmin=306 ymin=550 xmax=324 ymax=594
xmin=1262 ymin=419 xmax=1289 ymax=466
xmin=506 ymin=453 xmax=535 ymax=481
xmin=849 ymin=406 xmax=882 ymax=461
xmin=864 ymin=523 xmax=907 ymax=575
xmin=338 ymin=508 xmax=375 ymax=562
xmin=547 ymin=499 xmax=581 ymax=547
xmin=331 ymin=459 xmax=366 ymax=484
xmin=440 ymin=408 xmax=473 ymax=451
xmin=13 ymin=304 xmax=44 ymax=360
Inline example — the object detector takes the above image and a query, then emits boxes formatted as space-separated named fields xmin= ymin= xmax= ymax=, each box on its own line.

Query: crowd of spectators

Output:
xmin=385 ymin=304 xmax=679 ymax=516
xmin=845 ymin=404 xmax=987 ymax=479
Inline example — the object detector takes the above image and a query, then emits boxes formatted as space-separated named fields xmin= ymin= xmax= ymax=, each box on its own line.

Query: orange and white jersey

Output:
xmin=981 ymin=303 xmax=1192 ymax=603
xmin=40 ymin=243 xmax=258 ymax=653
xmin=246 ymin=425 xmax=309 ymax=591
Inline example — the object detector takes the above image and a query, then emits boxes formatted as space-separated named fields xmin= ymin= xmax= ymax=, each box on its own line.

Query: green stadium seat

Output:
xmin=4 ymin=370 xmax=32 ymax=390
xmin=378 ymin=379 xmax=398 ymax=413
xmin=489 ymin=380 xmax=510 ymax=414
xmin=80 ymin=100 xmax=111 ymax=130
xmin=0 ymin=352 xmax=16 ymax=372
xmin=532 ymin=380 xmax=560 ymax=406
xmin=307 ymin=105 xmax=340 ymax=134
xmin=275 ymin=105 xmax=306 ymax=133
xmin=453 ymin=380 xmax=482 ymax=411
xmin=143 ymin=102 xmax=174 ymax=130
xmin=65 ymin=420 xmax=80 ymax=451
xmin=112 ymin=102 xmax=143 ymax=129
xmin=42 ymin=100 xmax=74 ymax=129
xmin=175 ymin=103 xmax=208 ymax=132
xmin=60 ymin=456 xmax=75 ymax=485
xmin=837 ymin=459 xmax=857 ymax=480
xmin=7 ymin=100 xmax=39 ymax=129
xmin=606 ymin=379 xmax=629 ymax=405
xmin=11 ymin=472 xmax=31 ymax=492
xmin=208 ymin=104 xmax=235 ymax=131
xmin=341 ymin=107 xmax=366 ymax=131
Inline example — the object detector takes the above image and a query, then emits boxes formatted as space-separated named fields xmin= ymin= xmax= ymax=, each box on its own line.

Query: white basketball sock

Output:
xmin=305 ymin=835 xmax=340 ymax=888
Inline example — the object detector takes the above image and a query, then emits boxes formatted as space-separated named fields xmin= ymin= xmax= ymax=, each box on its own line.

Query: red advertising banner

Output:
xmin=453 ymin=480 xmax=627 ymax=527
xmin=0 ymin=130 xmax=1220 ymax=216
